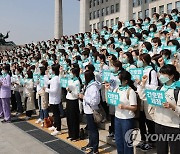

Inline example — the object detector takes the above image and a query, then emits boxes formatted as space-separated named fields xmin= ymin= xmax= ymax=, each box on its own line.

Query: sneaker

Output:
xmin=136 ymin=141 xmax=146 ymax=149
xmin=107 ymin=132 xmax=114 ymax=138
xmin=81 ymin=144 xmax=93 ymax=151
xmin=35 ymin=118 xmax=43 ymax=124
xmin=50 ymin=130 xmax=61 ymax=136
xmin=25 ymin=116 xmax=31 ymax=120
xmin=48 ymin=126 xmax=56 ymax=131
xmin=40 ymin=123 xmax=44 ymax=127
xmin=140 ymin=143 xmax=153 ymax=152
xmin=1 ymin=119 xmax=11 ymax=123
xmin=112 ymin=137 xmax=115 ymax=142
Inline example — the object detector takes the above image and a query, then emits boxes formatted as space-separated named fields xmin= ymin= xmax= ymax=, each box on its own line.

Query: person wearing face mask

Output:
xmin=13 ymin=66 xmax=24 ymax=115
xmin=138 ymin=64 xmax=180 ymax=154
xmin=81 ymin=51 xmax=90 ymax=68
xmin=36 ymin=66 xmax=49 ymax=125
xmin=113 ymin=70 xmax=137 ymax=154
xmin=148 ymin=24 xmax=157 ymax=38
xmin=140 ymin=42 xmax=152 ymax=55
xmin=151 ymin=37 xmax=162 ymax=55
xmin=66 ymin=68 xmax=82 ymax=142
xmin=122 ymin=52 xmax=136 ymax=71
xmin=23 ymin=70 xmax=35 ymax=120
xmin=122 ymin=37 xmax=131 ymax=52
xmin=166 ymin=21 xmax=179 ymax=40
xmin=136 ymin=53 xmax=158 ymax=151
xmin=0 ymin=65 xmax=11 ymax=123
xmin=105 ymin=60 xmax=124 ymax=141
xmin=45 ymin=64 xmax=62 ymax=136
xmin=160 ymin=49 xmax=172 ymax=65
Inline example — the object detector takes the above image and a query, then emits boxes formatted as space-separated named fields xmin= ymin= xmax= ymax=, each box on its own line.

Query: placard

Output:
xmin=60 ymin=78 xmax=68 ymax=88
xmin=129 ymin=68 xmax=143 ymax=80
xmin=102 ymin=70 xmax=112 ymax=82
xmin=107 ymin=91 xmax=120 ymax=106
xmin=145 ymin=90 xmax=166 ymax=106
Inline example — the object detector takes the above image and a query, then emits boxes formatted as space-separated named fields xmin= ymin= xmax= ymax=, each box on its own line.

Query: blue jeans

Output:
xmin=115 ymin=117 xmax=134 ymax=154
xmin=86 ymin=114 xmax=99 ymax=152
xmin=38 ymin=97 xmax=48 ymax=120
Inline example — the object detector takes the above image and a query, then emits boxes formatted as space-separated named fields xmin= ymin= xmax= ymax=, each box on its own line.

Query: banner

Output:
xmin=102 ymin=70 xmax=112 ymax=82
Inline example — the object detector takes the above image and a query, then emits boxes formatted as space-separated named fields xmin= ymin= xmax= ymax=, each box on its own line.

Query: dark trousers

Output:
xmin=66 ymin=99 xmax=80 ymax=139
xmin=155 ymin=123 xmax=180 ymax=154
xmin=115 ymin=117 xmax=134 ymax=154
xmin=109 ymin=115 xmax=115 ymax=134
xmin=50 ymin=104 xmax=61 ymax=131
xmin=101 ymin=101 xmax=109 ymax=118
xmin=15 ymin=91 xmax=23 ymax=113
xmin=139 ymin=111 xmax=155 ymax=143
xmin=86 ymin=114 xmax=99 ymax=153
xmin=11 ymin=91 xmax=17 ymax=111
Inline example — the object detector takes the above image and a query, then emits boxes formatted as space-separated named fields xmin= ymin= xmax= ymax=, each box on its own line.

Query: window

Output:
xmin=138 ymin=11 xmax=142 ymax=19
xmin=97 ymin=22 xmax=100 ymax=30
xmin=145 ymin=0 xmax=149 ymax=3
xmin=116 ymin=3 xmax=119 ymax=12
xmin=97 ymin=0 xmax=100 ymax=5
xmin=145 ymin=9 xmax=149 ymax=18
xmin=167 ymin=3 xmax=172 ymax=14
xmin=106 ymin=0 xmax=108 ymax=2
xmin=93 ymin=11 xmax=96 ymax=19
xmin=115 ymin=17 xmax=119 ymax=24
xmin=111 ymin=19 xmax=114 ymax=27
xmin=97 ymin=10 xmax=100 ymax=18
xmin=137 ymin=0 xmax=142 ymax=6
xmin=111 ymin=5 xmax=114 ymax=14
xmin=101 ymin=21 xmax=104 ymax=29
xmin=90 ymin=25 xmax=92 ymax=32
xmin=159 ymin=5 xmax=164 ymax=15
xmin=176 ymin=1 xmax=180 ymax=11
xmin=90 ymin=0 xmax=92 ymax=8
xmin=101 ymin=0 xmax=104 ymax=3
xmin=93 ymin=23 xmax=96 ymax=30
xmin=106 ymin=7 xmax=109 ymax=15
xmin=133 ymin=0 xmax=136 ymax=7
xmin=151 ymin=7 xmax=156 ymax=17
xmin=93 ymin=0 xmax=96 ymax=7
xmin=133 ymin=13 xmax=136 ymax=20
xmin=101 ymin=8 xmax=105 ymax=16
xmin=106 ymin=20 xmax=109 ymax=27
xmin=89 ymin=12 xmax=92 ymax=20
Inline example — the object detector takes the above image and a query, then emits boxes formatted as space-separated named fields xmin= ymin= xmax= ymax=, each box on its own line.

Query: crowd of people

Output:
xmin=0 ymin=8 xmax=180 ymax=154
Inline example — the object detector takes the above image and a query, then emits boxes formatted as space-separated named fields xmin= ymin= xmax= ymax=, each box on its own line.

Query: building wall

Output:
xmin=79 ymin=0 xmax=180 ymax=33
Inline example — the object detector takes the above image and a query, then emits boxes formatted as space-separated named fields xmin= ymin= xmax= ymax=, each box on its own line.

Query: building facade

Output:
xmin=79 ymin=0 xmax=180 ymax=33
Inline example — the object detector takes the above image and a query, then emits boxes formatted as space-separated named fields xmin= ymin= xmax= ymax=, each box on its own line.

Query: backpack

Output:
xmin=149 ymin=69 xmax=162 ymax=86
xmin=157 ymin=86 xmax=180 ymax=103
xmin=126 ymin=88 xmax=141 ymax=119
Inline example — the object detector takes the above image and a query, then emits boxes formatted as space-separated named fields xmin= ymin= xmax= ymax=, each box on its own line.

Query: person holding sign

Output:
xmin=36 ymin=66 xmax=49 ymax=125
xmin=45 ymin=64 xmax=62 ymax=136
xmin=138 ymin=64 xmax=180 ymax=154
xmin=114 ymin=70 xmax=137 ymax=154
xmin=66 ymin=68 xmax=82 ymax=142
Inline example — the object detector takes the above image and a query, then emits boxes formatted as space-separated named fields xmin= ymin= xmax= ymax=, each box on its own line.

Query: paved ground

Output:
xmin=0 ymin=121 xmax=56 ymax=154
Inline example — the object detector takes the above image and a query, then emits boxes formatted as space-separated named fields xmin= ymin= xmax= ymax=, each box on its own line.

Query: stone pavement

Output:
xmin=0 ymin=121 xmax=56 ymax=154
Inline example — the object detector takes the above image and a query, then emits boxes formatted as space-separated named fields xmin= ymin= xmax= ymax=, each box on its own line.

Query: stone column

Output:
xmin=119 ymin=0 xmax=133 ymax=22
xmin=79 ymin=0 xmax=89 ymax=33
xmin=54 ymin=0 xmax=63 ymax=39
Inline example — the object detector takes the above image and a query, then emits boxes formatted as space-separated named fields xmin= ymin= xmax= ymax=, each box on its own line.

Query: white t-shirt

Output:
xmin=115 ymin=88 xmax=137 ymax=119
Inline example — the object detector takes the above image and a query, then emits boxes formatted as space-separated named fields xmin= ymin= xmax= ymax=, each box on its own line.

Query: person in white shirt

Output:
xmin=106 ymin=70 xmax=137 ymax=154
xmin=136 ymin=53 xmax=158 ymax=150
xmin=137 ymin=64 xmax=180 ymax=154
xmin=79 ymin=70 xmax=101 ymax=154
xmin=45 ymin=64 xmax=62 ymax=136
xmin=36 ymin=66 xmax=49 ymax=124
xmin=66 ymin=67 xmax=81 ymax=141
